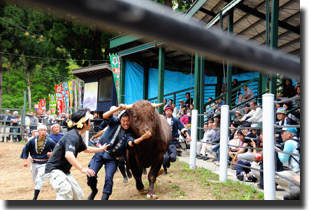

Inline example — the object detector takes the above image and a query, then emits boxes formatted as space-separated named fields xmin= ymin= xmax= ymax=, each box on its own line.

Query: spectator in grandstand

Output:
xmin=168 ymin=99 xmax=173 ymax=107
xmin=196 ymin=123 xmax=215 ymax=157
xmin=276 ymin=107 xmax=290 ymax=126
xmin=198 ymin=122 xmax=220 ymax=161
xmin=180 ymin=110 xmax=190 ymax=127
xmin=213 ymin=114 xmax=220 ymax=125
xmin=163 ymin=98 xmax=167 ymax=106
xmin=283 ymin=102 xmax=300 ymax=127
xmin=275 ymin=127 xmax=300 ymax=188
xmin=177 ymin=105 xmax=187 ymax=119
xmin=292 ymin=85 xmax=300 ymax=107
xmin=185 ymin=92 xmax=193 ymax=107
xmin=235 ymin=132 xmax=263 ymax=183
xmin=238 ymin=85 xmax=254 ymax=104
xmin=241 ymin=101 xmax=262 ymax=123
xmin=0 ymin=110 xmax=12 ymax=142
xmin=179 ymin=100 xmax=185 ymax=110
xmin=278 ymin=79 xmax=295 ymax=99
xmin=232 ymin=110 xmax=242 ymax=123
xmin=172 ymin=103 xmax=179 ymax=118
xmin=48 ymin=124 xmax=65 ymax=144
xmin=283 ymin=175 xmax=300 ymax=200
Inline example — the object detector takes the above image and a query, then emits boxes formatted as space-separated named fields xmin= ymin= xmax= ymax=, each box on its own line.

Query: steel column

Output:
xmin=226 ymin=10 xmax=233 ymax=109
xmin=157 ymin=47 xmax=165 ymax=114
xmin=269 ymin=0 xmax=279 ymax=98
xmin=199 ymin=55 xmax=205 ymax=139
xmin=143 ymin=65 xmax=149 ymax=100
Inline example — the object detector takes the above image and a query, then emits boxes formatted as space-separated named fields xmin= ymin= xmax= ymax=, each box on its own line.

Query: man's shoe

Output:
xmin=237 ymin=171 xmax=245 ymax=181
xmin=87 ymin=189 xmax=98 ymax=200
xmin=101 ymin=193 xmax=110 ymax=200
xmin=202 ymin=156 xmax=209 ymax=161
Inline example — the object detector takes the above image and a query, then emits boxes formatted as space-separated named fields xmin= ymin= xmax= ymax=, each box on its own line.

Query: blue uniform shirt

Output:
xmin=165 ymin=116 xmax=187 ymax=144
xmin=48 ymin=133 xmax=65 ymax=144
xmin=20 ymin=136 xmax=56 ymax=164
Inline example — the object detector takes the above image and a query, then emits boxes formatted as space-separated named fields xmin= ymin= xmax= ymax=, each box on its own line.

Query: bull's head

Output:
xmin=126 ymin=100 xmax=162 ymax=139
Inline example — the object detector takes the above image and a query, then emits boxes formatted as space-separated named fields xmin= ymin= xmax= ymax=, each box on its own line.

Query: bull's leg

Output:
xmin=146 ymin=155 xmax=164 ymax=199
xmin=126 ymin=151 xmax=144 ymax=192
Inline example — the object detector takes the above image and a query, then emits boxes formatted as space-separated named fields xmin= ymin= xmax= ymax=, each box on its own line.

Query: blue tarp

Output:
xmin=124 ymin=61 xmax=259 ymax=105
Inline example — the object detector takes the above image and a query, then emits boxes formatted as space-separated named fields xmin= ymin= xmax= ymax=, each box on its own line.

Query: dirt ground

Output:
xmin=0 ymin=142 xmax=218 ymax=200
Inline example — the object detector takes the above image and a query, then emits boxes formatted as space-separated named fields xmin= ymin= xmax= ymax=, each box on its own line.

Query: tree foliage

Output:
xmin=0 ymin=2 xmax=114 ymax=111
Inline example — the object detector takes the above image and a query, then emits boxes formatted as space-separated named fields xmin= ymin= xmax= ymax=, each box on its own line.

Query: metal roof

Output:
xmin=109 ymin=0 xmax=300 ymax=75
xmin=72 ymin=63 xmax=111 ymax=80
xmin=192 ymin=0 xmax=300 ymax=56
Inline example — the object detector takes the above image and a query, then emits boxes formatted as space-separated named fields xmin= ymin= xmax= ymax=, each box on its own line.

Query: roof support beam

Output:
xmin=118 ymin=41 xmax=163 ymax=56
xmin=222 ymin=0 xmax=300 ymax=35
xmin=110 ymin=34 xmax=142 ymax=48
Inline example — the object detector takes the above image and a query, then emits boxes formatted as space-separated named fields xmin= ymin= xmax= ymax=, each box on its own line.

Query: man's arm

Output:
xmin=128 ymin=131 xmax=152 ymax=147
xmin=65 ymin=151 xmax=92 ymax=176
xmin=102 ymin=104 xmax=127 ymax=120
xmin=83 ymin=143 xmax=110 ymax=153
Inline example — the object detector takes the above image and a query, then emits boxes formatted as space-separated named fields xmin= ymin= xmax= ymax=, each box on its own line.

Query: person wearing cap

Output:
xmin=86 ymin=104 xmax=152 ymax=200
xmin=276 ymin=107 xmax=289 ymax=126
xmin=48 ymin=124 xmax=65 ymax=144
xmin=163 ymin=105 xmax=191 ymax=175
xmin=44 ymin=109 xmax=110 ymax=200
xmin=28 ymin=130 xmax=38 ymax=142
xmin=20 ymin=124 xmax=56 ymax=200
xmin=275 ymin=127 xmax=300 ymax=188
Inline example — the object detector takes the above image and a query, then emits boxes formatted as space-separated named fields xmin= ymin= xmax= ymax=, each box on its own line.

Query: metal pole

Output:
xmin=157 ymin=47 xmax=165 ymax=114
xmin=219 ymin=105 xmax=229 ymax=182
xmin=190 ymin=109 xmax=198 ymax=170
xmin=262 ymin=93 xmax=276 ymax=200
xmin=226 ymin=10 xmax=233 ymax=109
xmin=194 ymin=53 xmax=200 ymax=111
xmin=269 ymin=0 xmax=279 ymax=98
xmin=199 ymin=55 xmax=205 ymax=139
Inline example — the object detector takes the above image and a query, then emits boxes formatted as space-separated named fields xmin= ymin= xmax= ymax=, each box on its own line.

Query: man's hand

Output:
xmin=99 ymin=143 xmax=110 ymax=152
xmin=118 ymin=104 xmax=127 ymax=110
xmin=186 ymin=136 xmax=192 ymax=142
xmin=249 ymin=139 xmax=256 ymax=148
xmin=81 ymin=168 xmax=96 ymax=177
xmin=142 ymin=131 xmax=152 ymax=139
xmin=23 ymin=160 xmax=28 ymax=167
xmin=47 ymin=152 xmax=52 ymax=157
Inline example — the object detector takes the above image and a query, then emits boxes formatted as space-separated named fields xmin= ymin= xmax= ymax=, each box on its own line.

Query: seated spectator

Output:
xmin=198 ymin=122 xmax=220 ymax=160
xmin=213 ymin=98 xmax=224 ymax=114
xmin=205 ymin=97 xmax=215 ymax=114
xmin=177 ymin=105 xmax=187 ymax=119
xmin=283 ymin=102 xmax=300 ymax=126
xmin=277 ymin=79 xmax=295 ymax=99
xmin=283 ymin=175 xmax=300 ymax=200
xmin=238 ymin=85 xmax=254 ymax=104
xmin=232 ymin=110 xmax=242 ymax=123
xmin=172 ymin=103 xmax=179 ymax=118
xmin=196 ymin=123 xmax=215 ymax=157
xmin=168 ymin=99 xmax=173 ymax=107
xmin=180 ymin=111 xmax=190 ymax=126
xmin=275 ymin=127 xmax=300 ymax=188
xmin=240 ymin=101 xmax=261 ymax=122
xmin=292 ymin=86 xmax=300 ymax=107
xmin=179 ymin=100 xmax=185 ymax=110
xmin=48 ymin=124 xmax=65 ymax=144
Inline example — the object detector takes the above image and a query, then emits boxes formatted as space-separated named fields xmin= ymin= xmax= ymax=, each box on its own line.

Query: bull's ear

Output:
xmin=151 ymin=103 xmax=163 ymax=108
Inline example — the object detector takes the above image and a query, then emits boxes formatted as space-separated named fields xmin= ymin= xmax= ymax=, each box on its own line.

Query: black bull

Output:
xmin=126 ymin=100 xmax=171 ymax=199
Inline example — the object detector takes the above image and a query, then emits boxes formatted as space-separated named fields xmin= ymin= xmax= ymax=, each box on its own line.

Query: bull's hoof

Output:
xmin=146 ymin=194 xmax=158 ymax=200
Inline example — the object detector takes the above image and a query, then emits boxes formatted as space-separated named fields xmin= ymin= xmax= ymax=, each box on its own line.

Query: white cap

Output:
xmin=37 ymin=124 xmax=47 ymax=131
xmin=51 ymin=124 xmax=60 ymax=129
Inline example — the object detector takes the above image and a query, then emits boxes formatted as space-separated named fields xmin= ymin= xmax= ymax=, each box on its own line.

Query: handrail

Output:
xmin=147 ymin=84 xmax=216 ymax=102
xmin=204 ymin=77 xmax=259 ymax=108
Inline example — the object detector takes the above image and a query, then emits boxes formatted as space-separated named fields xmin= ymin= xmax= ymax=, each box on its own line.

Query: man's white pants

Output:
xmin=31 ymin=163 xmax=46 ymax=190
xmin=46 ymin=169 xmax=84 ymax=200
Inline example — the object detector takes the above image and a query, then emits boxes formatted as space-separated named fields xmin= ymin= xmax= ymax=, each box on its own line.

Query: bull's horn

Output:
xmin=151 ymin=103 xmax=163 ymax=108
xmin=126 ymin=104 xmax=133 ymax=109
